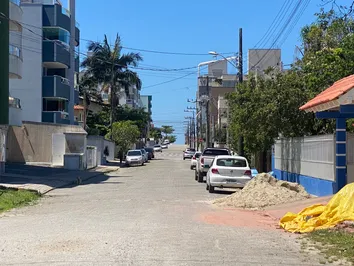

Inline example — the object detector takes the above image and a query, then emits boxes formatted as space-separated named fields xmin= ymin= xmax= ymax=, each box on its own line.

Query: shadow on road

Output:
xmin=2 ymin=163 xmax=116 ymax=191
xmin=212 ymin=189 xmax=237 ymax=195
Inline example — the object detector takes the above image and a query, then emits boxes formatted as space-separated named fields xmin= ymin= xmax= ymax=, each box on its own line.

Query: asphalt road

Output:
xmin=0 ymin=145 xmax=325 ymax=265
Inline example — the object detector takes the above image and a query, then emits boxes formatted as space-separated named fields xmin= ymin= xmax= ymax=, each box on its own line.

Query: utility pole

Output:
xmin=238 ymin=28 xmax=244 ymax=156
xmin=205 ymin=76 xmax=210 ymax=148
xmin=0 ymin=1 xmax=9 ymax=125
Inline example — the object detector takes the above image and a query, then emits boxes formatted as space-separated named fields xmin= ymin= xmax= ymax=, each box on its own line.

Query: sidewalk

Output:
xmin=0 ymin=164 xmax=119 ymax=194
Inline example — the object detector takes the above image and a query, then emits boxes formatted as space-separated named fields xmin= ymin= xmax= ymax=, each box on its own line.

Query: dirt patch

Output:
xmin=214 ymin=173 xmax=311 ymax=210
xmin=197 ymin=208 xmax=279 ymax=229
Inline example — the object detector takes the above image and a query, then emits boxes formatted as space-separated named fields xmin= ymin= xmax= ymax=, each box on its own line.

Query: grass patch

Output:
xmin=307 ymin=229 xmax=354 ymax=264
xmin=0 ymin=188 xmax=40 ymax=213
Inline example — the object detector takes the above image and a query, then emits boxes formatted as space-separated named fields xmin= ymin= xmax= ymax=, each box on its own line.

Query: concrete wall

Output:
xmin=10 ymin=4 xmax=42 ymax=122
xmin=87 ymin=136 xmax=115 ymax=165
xmin=6 ymin=121 xmax=86 ymax=163
xmin=103 ymin=139 xmax=115 ymax=161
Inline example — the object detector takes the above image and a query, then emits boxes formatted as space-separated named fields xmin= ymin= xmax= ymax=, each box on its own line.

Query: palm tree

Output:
xmin=81 ymin=34 xmax=143 ymax=135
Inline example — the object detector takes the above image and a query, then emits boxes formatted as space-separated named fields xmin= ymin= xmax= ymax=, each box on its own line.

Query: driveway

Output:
xmin=0 ymin=145 xmax=326 ymax=265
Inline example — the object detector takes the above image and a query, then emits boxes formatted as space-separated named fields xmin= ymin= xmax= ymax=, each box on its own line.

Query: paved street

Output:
xmin=0 ymin=145 xmax=324 ymax=265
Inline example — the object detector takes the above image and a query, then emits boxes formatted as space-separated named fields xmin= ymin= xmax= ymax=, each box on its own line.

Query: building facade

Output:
xmin=247 ymin=49 xmax=282 ymax=76
xmin=9 ymin=0 xmax=23 ymax=126
xmin=10 ymin=0 xmax=80 ymax=125
xmin=140 ymin=95 xmax=152 ymax=115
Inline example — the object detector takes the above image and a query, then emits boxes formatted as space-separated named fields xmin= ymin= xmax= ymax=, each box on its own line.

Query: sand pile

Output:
xmin=214 ymin=173 xmax=311 ymax=209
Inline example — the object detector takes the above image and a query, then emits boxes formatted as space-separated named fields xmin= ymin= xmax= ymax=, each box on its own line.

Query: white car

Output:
xmin=161 ymin=144 xmax=168 ymax=149
xmin=190 ymin=151 xmax=202 ymax=170
xmin=206 ymin=155 xmax=252 ymax=193
xmin=153 ymin=144 xmax=162 ymax=152
xmin=125 ymin=150 xmax=144 ymax=167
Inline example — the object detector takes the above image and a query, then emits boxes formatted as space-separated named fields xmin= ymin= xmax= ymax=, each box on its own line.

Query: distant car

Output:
xmin=144 ymin=147 xmax=155 ymax=159
xmin=206 ymin=155 xmax=252 ymax=193
xmin=125 ymin=150 xmax=144 ymax=167
xmin=140 ymin=149 xmax=149 ymax=163
xmin=163 ymin=139 xmax=170 ymax=145
xmin=153 ymin=144 xmax=162 ymax=152
xmin=190 ymin=151 xmax=202 ymax=170
xmin=161 ymin=144 xmax=168 ymax=149
xmin=183 ymin=148 xmax=196 ymax=160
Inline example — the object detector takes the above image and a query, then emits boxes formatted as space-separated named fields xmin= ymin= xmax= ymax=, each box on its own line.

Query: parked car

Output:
xmin=195 ymin=148 xmax=231 ymax=182
xmin=144 ymin=147 xmax=155 ymax=159
xmin=206 ymin=155 xmax=252 ymax=193
xmin=161 ymin=144 xmax=168 ymax=149
xmin=125 ymin=150 xmax=144 ymax=167
xmin=163 ymin=139 xmax=170 ymax=145
xmin=190 ymin=151 xmax=202 ymax=170
xmin=140 ymin=149 xmax=149 ymax=163
xmin=183 ymin=148 xmax=196 ymax=160
xmin=153 ymin=144 xmax=162 ymax=152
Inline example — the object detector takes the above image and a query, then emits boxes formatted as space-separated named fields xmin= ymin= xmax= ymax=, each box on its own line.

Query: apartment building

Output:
xmin=10 ymin=0 xmax=80 ymax=125
xmin=9 ymin=0 xmax=23 ymax=126
xmin=247 ymin=49 xmax=282 ymax=76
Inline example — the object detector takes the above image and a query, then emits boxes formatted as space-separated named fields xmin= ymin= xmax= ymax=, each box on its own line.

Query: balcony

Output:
xmin=42 ymin=111 xmax=70 ymax=124
xmin=9 ymin=53 xmax=22 ymax=79
xmin=42 ymin=76 xmax=70 ymax=100
xmin=10 ymin=0 xmax=23 ymax=32
xmin=9 ymin=97 xmax=22 ymax=126
xmin=42 ymin=40 xmax=70 ymax=68
xmin=43 ymin=4 xmax=71 ymax=32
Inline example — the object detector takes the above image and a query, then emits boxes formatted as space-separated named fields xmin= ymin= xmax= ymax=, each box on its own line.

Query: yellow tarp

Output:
xmin=280 ymin=182 xmax=354 ymax=233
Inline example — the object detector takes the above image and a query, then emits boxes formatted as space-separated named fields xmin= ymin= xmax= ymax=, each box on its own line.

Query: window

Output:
xmin=43 ymin=27 xmax=70 ymax=46
xmin=43 ymin=98 xmax=68 ymax=112
xmin=216 ymin=158 xmax=247 ymax=168
xmin=127 ymin=151 xmax=141 ymax=156
xmin=203 ymin=149 xmax=230 ymax=156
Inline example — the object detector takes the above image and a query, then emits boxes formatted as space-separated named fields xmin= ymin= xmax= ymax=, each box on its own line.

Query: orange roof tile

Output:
xmin=74 ymin=105 xmax=84 ymax=110
xmin=300 ymin=74 xmax=354 ymax=111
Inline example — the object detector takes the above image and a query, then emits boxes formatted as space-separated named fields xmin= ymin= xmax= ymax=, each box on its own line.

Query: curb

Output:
xmin=42 ymin=167 xmax=120 ymax=195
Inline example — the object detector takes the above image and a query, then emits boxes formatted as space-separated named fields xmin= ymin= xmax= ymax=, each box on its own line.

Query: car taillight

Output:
xmin=192 ymin=156 xmax=196 ymax=160
xmin=201 ymin=158 xmax=204 ymax=164
xmin=244 ymin=170 xmax=252 ymax=177
xmin=211 ymin=168 xmax=219 ymax=174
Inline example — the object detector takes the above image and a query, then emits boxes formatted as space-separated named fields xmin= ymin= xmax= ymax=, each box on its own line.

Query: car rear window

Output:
xmin=203 ymin=149 xmax=230 ymax=156
xmin=195 ymin=153 xmax=201 ymax=158
xmin=127 ymin=151 xmax=141 ymax=156
xmin=216 ymin=158 xmax=247 ymax=167
xmin=145 ymin=148 xmax=153 ymax=152
xmin=154 ymin=145 xmax=161 ymax=147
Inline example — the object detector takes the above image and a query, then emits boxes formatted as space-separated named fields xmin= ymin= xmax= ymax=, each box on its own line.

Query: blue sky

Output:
xmin=73 ymin=0 xmax=349 ymax=144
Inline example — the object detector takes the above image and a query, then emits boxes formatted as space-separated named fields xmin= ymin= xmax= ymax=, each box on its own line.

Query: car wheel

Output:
xmin=183 ymin=157 xmax=185 ymax=160
xmin=209 ymin=184 xmax=214 ymax=193
xmin=198 ymin=171 xmax=204 ymax=183
xmin=206 ymin=182 xmax=209 ymax=190
xmin=190 ymin=165 xmax=193 ymax=170
xmin=194 ymin=170 xmax=198 ymax=181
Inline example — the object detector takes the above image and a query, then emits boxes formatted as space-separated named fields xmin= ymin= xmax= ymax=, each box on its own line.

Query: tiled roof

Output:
xmin=300 ymin=74 xmax=354 ymax=111
xmin=74 ymin=105 xmax=84 ymax=110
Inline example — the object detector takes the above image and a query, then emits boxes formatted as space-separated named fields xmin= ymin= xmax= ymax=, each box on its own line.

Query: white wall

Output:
xmin=274 ymin=134 xmax=335 ymax=181
xmin=10 ymin=4 xmax=42 ymax=122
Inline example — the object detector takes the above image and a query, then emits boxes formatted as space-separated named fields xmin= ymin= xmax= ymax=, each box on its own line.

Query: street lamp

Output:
xmin=208 ymin=51 xmax=238 ymax=68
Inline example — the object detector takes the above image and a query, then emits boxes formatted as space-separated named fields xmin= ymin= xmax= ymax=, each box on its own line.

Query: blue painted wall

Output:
xmin=272 ymin=169 xmax=335 ymax=196
xmin=271 ymin=148 xmax=335 ymax=196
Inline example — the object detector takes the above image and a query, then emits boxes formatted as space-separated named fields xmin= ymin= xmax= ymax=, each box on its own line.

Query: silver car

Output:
xmin=125 ymin=150 xmax=144 ymax=167
xmin=140 ymin=149 xmax=149 ymax=163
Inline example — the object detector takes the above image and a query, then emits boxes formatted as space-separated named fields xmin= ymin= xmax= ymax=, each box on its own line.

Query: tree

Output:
xmin=79 ymin=73 xmax=102 ymax=129
xmin=227 ymin=7 xmax=354 ymax=157
xmin=114 ymin=106 xmax=151 ymax=134
xmin=108 ymin=121 xmax=140 ymax=154
xmin=166 ymin=135 xmax=177 ymax=144
xmin=81 ymin=34 xmax=143 ymax=131
xmin=149 ymin=127 xmax=162 ymax=142
xmin=161 ymin=125 xmax=174 ymax=137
